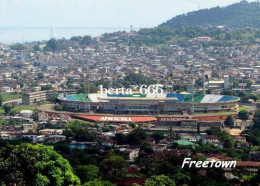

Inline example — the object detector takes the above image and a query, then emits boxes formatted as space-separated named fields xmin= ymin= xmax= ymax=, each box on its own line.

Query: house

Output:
xmin=20 ymin=110 xmax=34 ymax=118
xmin=39 ymin=129 xmax=64 ymax=135
xmin=22 ymin=124 xmax=34 ymax=132
xmin=0 ymin=133 xmax=9 ymax=140
xmin=37 ymin=135 xmax=46 ymax=142
xmin=202 ymin=135 xmax=223 ymax=148
xmin=152 ymin=144 xmax=167 ymax=152
xmin=8 ymin=132 xmax=38 ymax=143
xmin=236 ymin=161 xmax=260 ymax=175
xmin=249 ymin=151 xmax=260 ymax=161
xmin=232 ymin=135 xmax=246 ymax=144
xmin=46 ymin=135 xmax=66 ymax=143
xmin=101 ymin=138 xmax=117 ymax=147
xmin=202 ymin=135 xmax=219 ymax=144
xmin=196 ymin=37 xmax=211 ymax=42
xmin=180 ymin=134 xmax=197 ymax=142
xmin=127 ymin=148 xmax=140 ymax=162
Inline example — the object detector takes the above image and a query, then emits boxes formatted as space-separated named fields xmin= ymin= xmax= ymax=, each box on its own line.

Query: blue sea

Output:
xmin=0 ymin=27 xmax=130 ymax=44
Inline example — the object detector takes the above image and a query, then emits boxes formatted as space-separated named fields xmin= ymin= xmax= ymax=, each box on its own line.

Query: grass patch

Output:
xmin=239 ymin=106 xmax=248 ymax=111
xmin=69 ymin=119 xmax=93 ymax=126
xmin=0 ymin=93 xmax=21 ymax=101
xmin=12 ymin=105 xmax=38 ymax=113
xmin=0 ymin=107 xmax=4 ymax=114
xmin=0 ymin=105 xmax=37 ymax=115
xmin=194 ymin=111 xmax=237 ymax=116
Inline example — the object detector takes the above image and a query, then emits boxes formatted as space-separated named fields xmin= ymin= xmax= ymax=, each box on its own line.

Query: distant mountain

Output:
xmin=160 ymin=1 xmax=260 ymax=28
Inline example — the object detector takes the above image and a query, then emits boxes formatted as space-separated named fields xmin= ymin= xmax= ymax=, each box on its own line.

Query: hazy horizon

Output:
xmin=0 ymin=0 xmax=256 ymax=44
xmin=0 ymin=0 xmax=255 ymax=28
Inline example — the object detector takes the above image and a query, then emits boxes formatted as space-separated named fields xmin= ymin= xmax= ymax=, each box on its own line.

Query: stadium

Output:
xmin=58 ymin=92 xmax=240 ymax=115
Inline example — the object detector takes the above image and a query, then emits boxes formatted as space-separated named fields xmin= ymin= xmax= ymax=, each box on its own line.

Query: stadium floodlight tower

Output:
xmin=191 ymin=74 xmax=195 ymax=115
xmin=85 ymin=66 xmax=90 ymax=113
xmin=224 ymin=75 xmax=229 ymax=89
xmin=202 ymin=69 xmax=206 ymax=94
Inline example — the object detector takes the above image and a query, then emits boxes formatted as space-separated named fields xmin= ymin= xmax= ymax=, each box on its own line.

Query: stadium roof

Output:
xmin=61 ymin=93 xmax=240 ymax=104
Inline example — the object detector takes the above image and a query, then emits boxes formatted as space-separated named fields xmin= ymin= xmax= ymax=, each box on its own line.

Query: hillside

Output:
xmin=160 ymin=1 xmax=260 ymax=28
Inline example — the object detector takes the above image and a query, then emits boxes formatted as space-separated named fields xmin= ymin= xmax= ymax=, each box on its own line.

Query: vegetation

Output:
xmin=253 ymin=109 xmax=260 ymax=129
xmin=113 ymin=128 xmax=148 ymax=145
xmin=224 ymin=115 xmax=234 ymax=127
xmin=44 ymin=36 xmax=93 ymax=52
xmin=75 ymin=165 xmax=99 ymax=183
xmin=238 ymin=110 xmax=249 ymax=120
xmin=11 ymin=105 xmax=38 ymax=113
xmin=100 ymin=155 xmax=127 ymax=182
xmin=9 ymin=43 xmax=26 ymax=51
xmin=145 ymin=175 xmax=175 ymax=186
xmin=83 ymin=179 xmax=113 ymax=186
xmin=0 ymin=143 xmax=80 ymax=185
xmin=121 ymin=73 xmax=157 ymax=87
xmin=37 ymin=72 xmax=44 ymax=79
xmin=63 ymin=120 xmax=97 ymax=141
xmin=0 ymin=93 xmax=21 ymax=101
xmin=160 ymin=1 xmax=260 ymax=28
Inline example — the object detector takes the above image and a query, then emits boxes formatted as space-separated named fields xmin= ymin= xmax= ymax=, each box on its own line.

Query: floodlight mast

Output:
xmin=191 ymin=74 xmax=195 ymax=115
xmin=203 ymin=70 xmax=206 ymax=95
xmin=85 ymin=65 xmax=90 ymax=113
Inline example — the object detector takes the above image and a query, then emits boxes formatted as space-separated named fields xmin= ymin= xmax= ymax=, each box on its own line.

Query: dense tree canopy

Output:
xmin=160 ymin=1 xmax=260 ymax=28
xmin=224 ymin=115 xmax=234 ymax=127
xmin=0 ymin=143 xmax=80 ymax=186
xmin=75 ymin=165 xmax=99 ymax=183
xmin=99 ymin=155 xmax=127 ymax=182
xmin=145 ymin=175 xmax=175 ymax=186
xmin=238 ymin=110 xmax=249 ymax=120
xmin=253 ymin=109 xmax=260 ymax=129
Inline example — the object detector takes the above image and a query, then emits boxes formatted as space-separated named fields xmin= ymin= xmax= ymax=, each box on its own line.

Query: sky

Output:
xmin=0 ymin=0 xmax=256 ymax=28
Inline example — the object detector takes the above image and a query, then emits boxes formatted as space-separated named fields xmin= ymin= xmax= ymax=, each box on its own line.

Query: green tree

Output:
xmin=253 ymin=109 xmax=260 ymax=129
xmin=44 ymin=39 xmax=66 ymax=52
xmin=99 ymin=155 xmax=127 ymax=182
xmin=145 ymin=175 xmax=175 ymax=186
xmin=63 ymin=122 xmax=97 ymax=141
xmin=127 ymin=128 xmax=148 ymax=145
xmin=33 ymin=44 xmax=41 ymax=51
xmin=49 ymin=94 xmax=58 ymax=103
xmin=0 ymin=143 xmax=80 ymax=185
xmin=41 ymin=84 xmax=52 ymax=91
xmin=0 ymin=95 xmax=3 ymax=107
xmin=81 ymin=35 xmax=92 ymax=46
xmin=3 ymin=104 xmax=13 ymax=114
xmin=75 ymin=165 xmax=99 ymax=183
xmin=78 ymin=83 xmax=98 ymax=94
xmin=37 ymin=73 xmax=44 ymax=79
xmin=10 ymin=43 xmax=25 ymax=51
xmin=224 ymin=115 xmax=234 ymax=127
xmin=83 ymin=179 xmax=113 ymax=186
xmin=238 ymin=110 xmax=249 ymax=120
xmin=140 ymin=143 xmax=154 ymax=154
xmin=151 ymin=132 xmax=165 ymax=143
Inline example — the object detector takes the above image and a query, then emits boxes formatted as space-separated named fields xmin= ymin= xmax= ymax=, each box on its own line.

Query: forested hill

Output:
xmin=160 ymin=1 xmax=260 ymax=28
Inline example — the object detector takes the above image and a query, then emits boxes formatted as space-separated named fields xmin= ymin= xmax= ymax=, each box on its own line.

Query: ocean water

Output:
xmin=0 ymin=27 xmax=130 ymax=44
